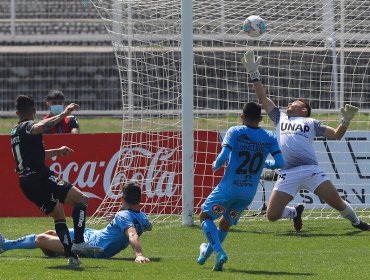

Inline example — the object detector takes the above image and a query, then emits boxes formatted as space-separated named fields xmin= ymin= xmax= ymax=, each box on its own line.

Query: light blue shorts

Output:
xmin=201 ymin=185 xmax=255 ymax=225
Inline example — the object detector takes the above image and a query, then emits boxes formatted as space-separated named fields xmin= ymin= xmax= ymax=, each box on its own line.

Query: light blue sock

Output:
xmin=218 ymin=229 xmax=228 ymax=243
xmin=201 ymin=220 xmax=223 ymax=253
xmin=3 ymin=234 xmax=37 ymax=251
xmin=204 ymin=228 xmax=228 ymax=256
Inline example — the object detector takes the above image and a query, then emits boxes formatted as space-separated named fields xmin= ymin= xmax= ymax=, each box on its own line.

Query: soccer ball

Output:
xmin=243 ymin=15 xmax=267 ymax=38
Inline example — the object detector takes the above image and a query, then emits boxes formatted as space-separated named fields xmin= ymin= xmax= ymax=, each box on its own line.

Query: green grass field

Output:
xmin=1 ymin=112 xmax=369 ymax=134
xmin=1 ymin=114 xmax=369 ymax=279
xmin=0 ymin=218 xmax=369 ymax=280
xmin=0 ymin=117 xmax=124 ymax=134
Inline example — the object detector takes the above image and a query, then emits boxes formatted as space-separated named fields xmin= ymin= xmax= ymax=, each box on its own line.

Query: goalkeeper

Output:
xmin=241 ymin=50 xmax=370 ymax=232
xmin=0 ymin=182 xmax=152 ymax=263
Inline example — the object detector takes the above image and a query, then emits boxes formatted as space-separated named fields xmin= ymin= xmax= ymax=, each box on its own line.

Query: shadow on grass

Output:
xmin=108 ymin=257 xmax=162 ymax=262
xmin=227 ymin=268 xmax=315 ymax=276
xmin=45 ymin=257 xmax=161 ymax=271
xmin=188 ymin=224 xmax=202 ymax=230
xmin=0 ymin=255 xmax=51 ymax=259
xmin=187 ymin=224 xmax=248 ymax=233
xmin=47 ymin=265 xmax=85 ymax=271
xmin=274 ymin=230 xmax=363 ymax=237
xmin=229 ymin=227 xmax=248 ymax=233
xmin=247 ymin=228 xmax=363 ymax=237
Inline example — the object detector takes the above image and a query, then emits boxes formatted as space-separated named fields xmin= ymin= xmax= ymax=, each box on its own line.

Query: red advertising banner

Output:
xmin=0 ymin=132 xmax=221 ymax=217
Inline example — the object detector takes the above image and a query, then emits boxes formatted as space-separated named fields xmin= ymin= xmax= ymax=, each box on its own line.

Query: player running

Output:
xmin=241 ymin=50 xmax=370 ymax=232
xmin=10 ymin=95 xmax=103 ymax=266
xmin=0 ymin=182 xmax=152 ymax=263
xmin=197 ymin=102 xmax=284 ymax=271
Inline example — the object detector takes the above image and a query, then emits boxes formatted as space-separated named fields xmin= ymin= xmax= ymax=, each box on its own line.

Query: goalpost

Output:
xmin=89 ymin=0 xmax=370 ymax=225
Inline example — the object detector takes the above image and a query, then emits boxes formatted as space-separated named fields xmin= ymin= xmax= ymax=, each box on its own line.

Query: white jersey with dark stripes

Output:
xmin=268 ymin=107 xmax=326 ymax=170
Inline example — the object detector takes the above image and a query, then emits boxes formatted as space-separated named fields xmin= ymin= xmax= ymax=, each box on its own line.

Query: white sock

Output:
xmin=281 ymin=206 xmax=296 ymax=219
xmin=340 ymin=201 xmax=360 ymax=225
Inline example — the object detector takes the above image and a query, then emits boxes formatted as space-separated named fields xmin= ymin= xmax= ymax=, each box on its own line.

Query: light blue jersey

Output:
xmin=219 ymin=125 xmax=280 ymax=190
xmin=202 ymin=125 xmax=281 ymax=225
xmin=69 ymin=209 xmax=151 ymax=258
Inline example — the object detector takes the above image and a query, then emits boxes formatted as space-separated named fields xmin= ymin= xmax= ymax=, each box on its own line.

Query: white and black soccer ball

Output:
xmin=243 ymin=15 xmax=267 ymax=38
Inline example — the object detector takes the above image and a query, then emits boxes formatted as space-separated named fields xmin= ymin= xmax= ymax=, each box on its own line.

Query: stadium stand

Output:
xmin=0 ymin=0 xmax=369 ymax=114
xmin=0 ymin=49 xmax=121 ymax=112
xmin=1 ymin=0 xmax=369 ymax=40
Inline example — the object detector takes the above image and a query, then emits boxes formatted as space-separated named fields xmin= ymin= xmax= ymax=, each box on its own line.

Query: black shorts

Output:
xmin=19 ymin=172 xmax=73 ymax=215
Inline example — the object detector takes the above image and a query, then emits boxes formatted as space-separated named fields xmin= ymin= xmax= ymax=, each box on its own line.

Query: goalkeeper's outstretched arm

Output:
xmin=241 ymin=51 xmax=277 ymax=114
xmin=323 ymin=104 xmax=359 ymax=140
xmin=252 ymin=80 xmax=277 ymax=115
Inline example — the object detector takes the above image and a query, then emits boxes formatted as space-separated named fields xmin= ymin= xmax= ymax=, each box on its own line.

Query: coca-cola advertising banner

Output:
xmin=0 ymin=132 xmax=221 ymax=217
xmin=3 ymin=130 xmax=367 ymax=217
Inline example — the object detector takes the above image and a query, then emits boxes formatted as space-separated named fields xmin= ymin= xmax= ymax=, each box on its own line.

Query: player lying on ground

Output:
xmin=241 ymin=50 xmax=370 ymax=232
xmin=197 ymin=102 xmax=285 ymax=271
xmin=0 ymin=182 xmax=152 ymax=263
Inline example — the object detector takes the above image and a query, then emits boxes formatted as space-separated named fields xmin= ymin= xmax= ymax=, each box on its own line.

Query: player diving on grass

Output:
xmin=197 ymin=101 xmax=285 ymax=271
xmin=0 ymin=182 xmax=152 ymax=263
xmin=241 ymin=50 xmax=370 ymax=232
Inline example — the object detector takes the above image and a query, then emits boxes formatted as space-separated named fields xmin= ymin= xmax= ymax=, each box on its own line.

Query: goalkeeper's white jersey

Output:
xmin=269 ymin=107 xmax=327 ymax=170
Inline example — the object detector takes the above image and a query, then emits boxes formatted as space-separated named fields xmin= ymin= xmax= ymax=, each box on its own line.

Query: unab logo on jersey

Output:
xmin=280 ymin=122 xmax=310 ymax=133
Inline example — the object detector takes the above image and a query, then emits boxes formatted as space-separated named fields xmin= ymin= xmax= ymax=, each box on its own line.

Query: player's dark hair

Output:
xmin=298 ymin=98 xmax=311 ymax=117
xmin=46 ymin=90 xmax=65 ymax=101
xmin=122 ymin=182 xmax=142 ymax=205
xmin=15 ymin=95 xmax=35 ymax=115
xmin=242 ymin=101 xmax=262 ymax=121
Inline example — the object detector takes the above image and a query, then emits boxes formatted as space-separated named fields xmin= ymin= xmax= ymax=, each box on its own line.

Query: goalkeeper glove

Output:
xmin=340 ymin=104 xmax=359 ymax=127
xmin=241 ymin=50 xmax=262 ymax=81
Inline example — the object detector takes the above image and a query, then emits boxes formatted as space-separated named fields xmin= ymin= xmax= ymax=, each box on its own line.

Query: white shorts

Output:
xmin=273 ymin=165 xmax=330 ymax=197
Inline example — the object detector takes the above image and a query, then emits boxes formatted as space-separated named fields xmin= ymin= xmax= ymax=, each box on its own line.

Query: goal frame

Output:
xmin=88 ymin=0 xmax=370 ymax=225
xmin=181 ymin=0 xmax=194 ymax=226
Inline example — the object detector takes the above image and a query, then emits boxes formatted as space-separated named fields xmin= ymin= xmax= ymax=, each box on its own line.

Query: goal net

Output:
xmin=89 ymin=0 xmax=370 ymax=224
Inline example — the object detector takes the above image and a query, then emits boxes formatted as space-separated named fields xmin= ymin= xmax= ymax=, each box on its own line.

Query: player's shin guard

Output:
xmin=201 ymin=219 xmax=222 ymax=253
xmin=340 ymin=201 xmax=360 ymax=225
xmin=72 ymin=204 xmax=87 ymax=244
xmin=55 ymin=219 xmax=72 ymax=257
